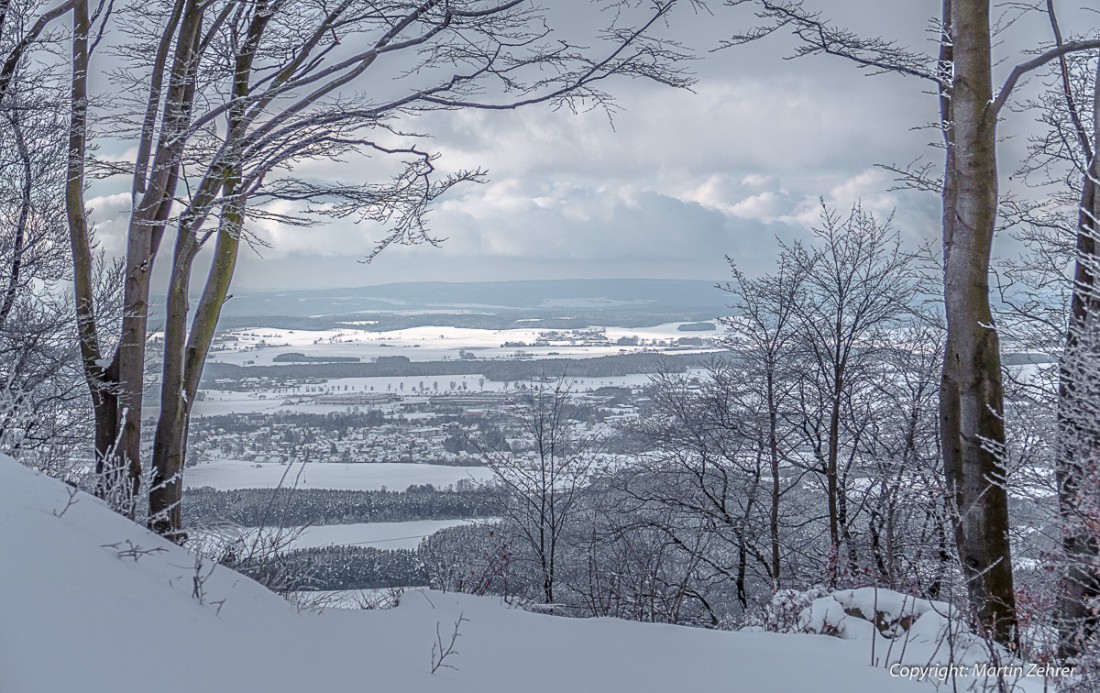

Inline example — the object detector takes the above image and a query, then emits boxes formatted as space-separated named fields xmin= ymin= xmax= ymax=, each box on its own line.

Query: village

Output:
xmin=179 ymin=383 xmax=643 ymax=472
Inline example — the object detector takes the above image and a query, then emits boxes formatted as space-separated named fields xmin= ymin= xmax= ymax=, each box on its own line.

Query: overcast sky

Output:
xmin=86 ymin=1 xmax=1094 ymax=291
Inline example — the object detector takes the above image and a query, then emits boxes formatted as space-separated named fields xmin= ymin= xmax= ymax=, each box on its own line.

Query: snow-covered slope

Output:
xmin=0 ymin=457 xmax=926 ymax=693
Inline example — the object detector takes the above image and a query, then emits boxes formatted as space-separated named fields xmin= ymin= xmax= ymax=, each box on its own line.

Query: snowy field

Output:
xmin=283 ymin=519 xmax=489 ymax=550
xmin=205 ymin=322 xmax=722 ymax=366
xmin=184 ymin=460 xmax=495 ymax=492
xmin=217 ymin=519 xmax=488 ymax=552
xmin=4 ymin=457 xmax=948 ymax=693
xmin=138 ymin=322 xmax=725 ymax=419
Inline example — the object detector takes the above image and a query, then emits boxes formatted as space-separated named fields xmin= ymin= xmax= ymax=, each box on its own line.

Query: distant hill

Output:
xmin=149 ymin=279 xmax=733 ymax=329
xmin=212 ymin=278 xmax=728 ymax=316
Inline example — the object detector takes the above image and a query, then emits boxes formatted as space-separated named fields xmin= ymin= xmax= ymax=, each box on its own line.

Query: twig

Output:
xmin=101 ymin=539 xmax=168 ymax=561
xmin=53 ymin=484 xmax=80 ymax=518
xmin=431 ymin=612 xmax=468 ymax=674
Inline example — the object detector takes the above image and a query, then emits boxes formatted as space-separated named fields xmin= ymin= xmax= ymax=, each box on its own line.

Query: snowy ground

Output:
xmin=283 ymin=519 xmax=487 ymax=550
xmin=6 ymin=457 xmax=1072 ymax=693
xmin=203 ymin=518 xmax=490 ymax=552
xmin=2 ymin=456 xmax=940 ymax=693
xmin=184 ymin=460 xmax=495 ymax=492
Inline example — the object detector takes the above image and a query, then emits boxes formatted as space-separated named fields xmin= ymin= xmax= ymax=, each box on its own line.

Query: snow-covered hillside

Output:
xmin=2 ymin=457 xmax=932 ymax=693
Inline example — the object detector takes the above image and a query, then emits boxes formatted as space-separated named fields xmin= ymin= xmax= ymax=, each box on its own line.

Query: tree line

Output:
xmin=202 ymin=351 xmax=724 ymax=386
xmin=184 ymin=486 xmax=500 ymax=528
xmin=236 ymin=545 xmax=426 ymax=593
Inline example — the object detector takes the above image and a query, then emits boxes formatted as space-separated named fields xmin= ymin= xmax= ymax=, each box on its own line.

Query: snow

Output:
xmin=795 ymin=589 xmax=1060 ymax=691
xmin=284 ymin=519 xmax=485 ymax=550
xmin=206 ymin=323 xmax=724 ymax=366
xmin=184 ymin=459 xmax=495 ymax=491
xmin=209 ymin=518 xmax=490 ymax=552
xmin=0 ymin=455 xmax=934 ymax=693
xmin=830 ymin=588 xmax=952 ymax=632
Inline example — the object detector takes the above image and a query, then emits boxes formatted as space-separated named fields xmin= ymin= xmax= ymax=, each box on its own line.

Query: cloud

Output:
xmin=81 ymin=0 xmax=984 ymax=290
xmin=86 ymin=192 xmax=132 ymax=255
xmin=678 ymin=174 xmax=791 ymax=221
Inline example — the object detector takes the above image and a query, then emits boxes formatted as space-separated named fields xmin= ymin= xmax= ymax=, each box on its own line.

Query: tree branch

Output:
xmin=994 ymin=38 xmax=1100 ymax=115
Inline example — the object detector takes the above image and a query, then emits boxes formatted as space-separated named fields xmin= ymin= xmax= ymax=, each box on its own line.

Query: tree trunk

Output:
xmin=939 ymin=0 xmax=1018 ymax=647
xmin=826 ymin=373 xmax=843 ymax=585
xmin=767 ymin=368 xmax=782 ymax=590
xmin=116 ymin=0 xmax=204 ymax=509
xmin=149 ymin=226 xmax=198 ymax=540
xmin=736 ymin=534 xmax=748 ymax=610
xmin=65 ymin=0 xmax=139 ymax=509
xmin=0 ymin=113 xmax=30 ymax=329
xmin=66 ymin=0 xmax=206 ymax=518
xmin=148 ymin=2 xmax=270 ymax=539
xmin=150 ymin=188 xmax=243 ymax=538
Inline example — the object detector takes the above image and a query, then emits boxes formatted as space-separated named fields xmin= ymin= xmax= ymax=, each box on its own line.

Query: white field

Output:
xmin=184 ymin=460 xmax=495 ymax=492
xmin=288 ymin=519 xmax=485 ymax=550
xmin=224 ymin=519 xmax=489 ymax=552
xmin=138 ymin=322 xmax=724 ymax=417
xmin=205 ymin=322 xmax=722 ymax=366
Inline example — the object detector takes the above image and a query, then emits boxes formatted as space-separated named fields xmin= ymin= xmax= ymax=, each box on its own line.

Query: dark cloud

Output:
xmin=225 ymin=181 xmax=806 ymax=289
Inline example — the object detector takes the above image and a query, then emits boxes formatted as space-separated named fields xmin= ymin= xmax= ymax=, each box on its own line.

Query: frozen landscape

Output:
xmin=4 ymin=1 xmax=1100 ymax=690
xmin=204 ymin=322 xmax=723 ymax=366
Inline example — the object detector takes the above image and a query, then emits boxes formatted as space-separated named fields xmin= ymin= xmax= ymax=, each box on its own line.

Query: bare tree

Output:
xmin=854 ymin=312 xmax=952 ymax=596
xmin=479 ymin=378 xmax=600 ymax=604
xmin=724 ymin=0 xmax=1100 ymax=646
xmin=718 ymin=255 xmax=802 ymax=590
xmin=574 ymin=491 xmax=721 ymax=625
xmin=58 ymin=0 xmax=697 ymax=538
xmin=996 ymin=11 xmax=1100 ymax=658
xmin=1048 ymin=42 xmax=1100 ymax=663
xmin=782 ymin=203 xmax=917 ymax=585
xmin=624 ymin=361 xmax=775 ymax=612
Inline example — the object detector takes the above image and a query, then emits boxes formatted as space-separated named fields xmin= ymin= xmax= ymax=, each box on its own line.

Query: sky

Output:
xmin=84 ymin=0 xmax=1095 ymax=291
